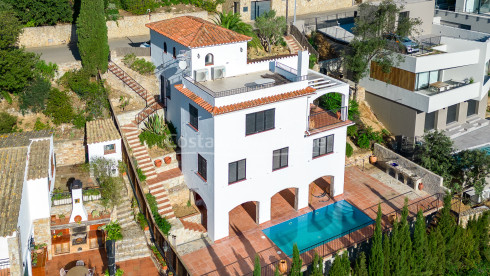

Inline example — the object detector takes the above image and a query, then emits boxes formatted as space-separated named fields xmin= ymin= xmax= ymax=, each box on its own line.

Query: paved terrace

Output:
xmin=181 ymin=166 xmax=441 ymax=275
xmin=198 ymin=70 xmax=291 ymax=93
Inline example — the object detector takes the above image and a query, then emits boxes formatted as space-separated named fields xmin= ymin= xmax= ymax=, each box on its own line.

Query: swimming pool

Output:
xmin=340 ymin=22 xmax=355 ymax=33
xmin=478 ymin=145 xmax=490 ymax=155
xmin=263 ymin=200 xmax=373 ymax=256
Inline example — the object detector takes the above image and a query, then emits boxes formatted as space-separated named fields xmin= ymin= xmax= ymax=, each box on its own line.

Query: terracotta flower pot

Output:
xmin=164 ymin=156 xmax=172 ymax=164
xmin=144 ymin=226 xmax=149 ymax=231
xmin=162 ymin=265 xmax=167 ymax=271
xmin=418 ymin=182 xmax=424 ymax=191
xmin=336 ymin=111 xmax=341 ymax=120
xmin=74 ymin=215 xmax=82 ymax=223
xmin=369 ymin=155 xmax=377 ymax=164
xmin=122 ymin=172 xmax=127 ymax=176
xmin=278 ymin=259 xmax=287 ymax=274
xmin=154 ymin=159 xmax=162 ymax=167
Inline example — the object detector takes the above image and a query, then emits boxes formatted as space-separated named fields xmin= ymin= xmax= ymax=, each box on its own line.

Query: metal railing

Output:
xmin=51 ymin=187 xmax=103 ymax=206
xmin=289 ymin=24 xmax=319 ymax=59
xmin=276 ymin=62 xmax=297 ymax=75
xmin=308 ymin=106 xmax=348 ymax=131
xmin=435 ymin=5 xmax=490 ymax=16
xmin=135 ymin=101 xmax=161 ymax=125
xmin=0 ymin=258 xmax=9 ymax=276
xmin=108 ymin=61 xmax=148 ymax=107
xmin=303 ymin=11 xmax=357 ymax=31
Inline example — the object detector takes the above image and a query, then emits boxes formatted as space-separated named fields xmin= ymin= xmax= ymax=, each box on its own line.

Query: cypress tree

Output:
xmin=329 ymin=252 xmax=350 ymax=276
xmin=353 ymin=252 xmax=368 ymax=276
xmin=397 ymin=199 xmax=413 ymax=276
xmin=412 ymin=209 xmax=428 ymax=275
xmin=459 ymin=224 xmax=480 ymax=271
xmin=389 ymin=216 xmax=401 ymax=275
xmin=368 ymin=204 xmax=384 ymax=276
xmin=77 ymin=0 xmax=109 ymax=75
xmin=438 ymin=194 xmax=456 ymax=243
xmin=311 ymin=252 xmax=323 ymax=276
xmin=382 ymin=233 xmax=391 ymax=276
xmin=253 ymin=254 xmax=261 ymax=276
xmin=475 ymin=212 xmax=489 ymax=261
xmin=290 ymin=243 xmax=302 ymax=276
xmin=274 ymin=266 xmax=281 ymax=276
xmin=427 ymin=227 xmax=445 ymax=276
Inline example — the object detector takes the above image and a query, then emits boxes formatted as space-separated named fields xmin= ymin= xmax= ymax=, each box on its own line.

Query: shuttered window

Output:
xmin=229 ymin=159 xmax=246 ymax=184
xmin=198 ymin=154 xmax=207 ymax=181
xmin=312 ymin=135 xmax=334 ymax=158
xmin=245 ymin=109 xmax=275 ymax=135
xmin=273 ymin=147 xmax=289 ymax=170
xmin=189 ymin=104 xmax=198 ymax=130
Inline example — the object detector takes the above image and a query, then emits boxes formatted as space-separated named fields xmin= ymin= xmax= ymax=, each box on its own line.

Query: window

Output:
xmin=246 ymin=109 xmax=275 ymax=135
xmin=189 ymin=104 xmax=198 ymax=130
xmin=229 ymin=159 xmax=246 ymax=184
xmin=273 ymin=147 xmax=289 ymax=170
xmin=399 ymin=11 xmax=409 ymax=21
xmin=415 ymin=70 xmax=439 ymax=90
xmin=312 ymin=135 xmax=334 ymax=158
xmin=467 ymin=100 xmax=478 ymax=116
xmin=104 ymin=144 xmax=116 ymax=155
xmin=164 ymin=42 xmax=167 ymax=53
xmin=446 ymin=104 xmax=458 ymax=124
xmin=251 ymin=1 xmax=270 ymax=20
xmin=205 ymin=53 xmax=214 ymax=66
xmin=173 ymin=47 xmax=176 ymax=59
xmin=424 ymin=111 xmax=436 ymax=131
xmin=198 ymin=154 xmax=207 ymax=181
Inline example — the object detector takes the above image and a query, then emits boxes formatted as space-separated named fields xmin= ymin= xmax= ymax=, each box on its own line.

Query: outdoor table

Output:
xmin=429 ymin=81 xmax=450 ymax=92
xmin=66 ymin=266 xmax=89 ymax=276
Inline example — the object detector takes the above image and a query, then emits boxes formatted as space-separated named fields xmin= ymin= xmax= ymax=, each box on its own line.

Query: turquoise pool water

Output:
xmin=340 ymin=23 xmax=355 ymax=33
xmin=263 ymin=200 xmax=373 ymax=256
xmin=478 ymin=145 xmax=490 ymax=155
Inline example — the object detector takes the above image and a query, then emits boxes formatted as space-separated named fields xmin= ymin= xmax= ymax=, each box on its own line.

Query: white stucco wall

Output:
xmin=26 ymin=178 xmax=51 ymax=222
xmin=88 ymin=139 xmax=122 ymax=175
xmin=0 ymin=236 xmax=10 ymax=261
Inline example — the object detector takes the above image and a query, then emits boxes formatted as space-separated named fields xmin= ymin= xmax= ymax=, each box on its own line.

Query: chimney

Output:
xmin=297 ymin=50 xmax=309 ymax=78
xmin=69 ymin=180 xmax=88 ymax=223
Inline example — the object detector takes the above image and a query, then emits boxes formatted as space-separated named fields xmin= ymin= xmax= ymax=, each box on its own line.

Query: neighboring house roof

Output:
xmin=145 ymin=16 xmax=251 ymax=48
xmin=175 ymin=84 xmax=316 ymax=115
xmin=0 ymin=131 xmax=52 ymax=237
xmin=86 ymin=119 xmax=121 ymax=144
xmin=28 ymin=140 xmax=51 ymax=180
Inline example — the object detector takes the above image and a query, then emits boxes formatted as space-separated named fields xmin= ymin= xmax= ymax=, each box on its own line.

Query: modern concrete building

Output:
xmin=0 ymin=131 xmax=55 ymax=276
xmin=146 ymin=16 xmax=352 ymax=241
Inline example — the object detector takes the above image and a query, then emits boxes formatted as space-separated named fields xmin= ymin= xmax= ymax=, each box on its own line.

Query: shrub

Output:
xmin=356 ymin=126 xmax=383 ymax=149
xmin=72 ymin=111 xmax=87 ymax=129
xmin=151 ymin=245 xmax=166 ymax=267
xmin=137 ymin=167 xmax=146 ymax=182
xmin=35 ymin=60 xmax=58 ymax=80
xmin=6 ymin=0 xmax=73 ymax=26
xmin=347 ymin=125 xmax=358 ymax=137
xmin=104 ymin=268 xmax=124 ymax=276
xmin=139 ymin=114 xmax=175 ymax=149
xmin=346 ymin=143 xmax=353 ymax=157
xmin=33 ymin=118 xmax=50 ymax=131
xmin=44 ymin=88 xmax=74 ymax=125
xmin=19 ymin=77 xmax=51 ymax=113
xmin=146 ymin=193 xmax=172 ymax=235
xmin=0 ymin=112 xmax=17 ymax=134
xmin=104 ymin=221 xmax=123 ymax=241
xmin=137 ymin=213 xmax=148 ymax=230
xmin=59 ymin=69 xmax=91 ymax=94
xmin=309 ymin=54 xmax=317 ymax=69
xmin=194 ymin=0 xmax=225 ymax=13
xmin=123 ymin=54 xmax=155 ymax=75
xmin=121 ymin=0 xmax=159 ymax=15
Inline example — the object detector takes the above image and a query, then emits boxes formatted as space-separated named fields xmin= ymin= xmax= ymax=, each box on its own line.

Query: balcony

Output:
xmin=417 ymin=79 xmax=472 ymax=96
xmin=308 ymin=105 xmax=351 ymax=135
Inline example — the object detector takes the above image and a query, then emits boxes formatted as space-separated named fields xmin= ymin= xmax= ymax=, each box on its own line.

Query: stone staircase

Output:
xmin=115 ymin=194 xmax=151 ymax=262
xmin=107 ymin=61 xmax=162 ymax=124
xmin=284 ymin=35 xmax=302 ymax=54
xmin=445 ymin=117 xmax=489 ymax=139
xmin=120 ymin=122 xmax=176 ymax=219
xmin=180 ymin=219 xmax=207 ymax=233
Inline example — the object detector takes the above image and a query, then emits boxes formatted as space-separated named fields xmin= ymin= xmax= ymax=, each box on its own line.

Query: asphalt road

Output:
xmin=26 ymin=34 xmax=150 ymax=64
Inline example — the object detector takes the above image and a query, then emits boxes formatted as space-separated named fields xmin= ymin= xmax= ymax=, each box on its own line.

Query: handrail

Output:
xmin=290 ymin=24 xmax=319 ymax=59
xmin=276 ymin=62 xmax=298 ymax=75
xmin=135 ymin=102 xmax=159 ymax=125
xmin=108 ymin=61 xmax=148 ymax=107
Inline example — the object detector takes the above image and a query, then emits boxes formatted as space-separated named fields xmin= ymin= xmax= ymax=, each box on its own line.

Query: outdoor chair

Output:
xmin=76 ymin=260 xmax=85 ymax=266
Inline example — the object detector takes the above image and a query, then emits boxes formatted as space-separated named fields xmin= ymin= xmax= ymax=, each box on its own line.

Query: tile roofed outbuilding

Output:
xmin=0 ymin=147 xmax=28 ymax=236
xmin=174 ymin=84 xmax=316 ymax=115
xmin=86 ymin=119 xmax=121 ymax=144
xmin=145 ymin=16 xmax=251 ymax=48
xmin=27 ymin=140 xmax=51 ymax=180
xmin=0 ymin=130 xmax=52 ymax=149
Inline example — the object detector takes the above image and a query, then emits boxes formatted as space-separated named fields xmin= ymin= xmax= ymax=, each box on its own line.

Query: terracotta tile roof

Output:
xmin=0 ymin=130 xmax=52 ymax=149
xmin=86 ymin=119 xmax=121 ymax=144
xmin=27 ymin=139 xmax=50 ymax=180
xmin=175 ymin=84 xmax=316 ymax=115
xmin=146 ymin=16 xmax=251 ymax=48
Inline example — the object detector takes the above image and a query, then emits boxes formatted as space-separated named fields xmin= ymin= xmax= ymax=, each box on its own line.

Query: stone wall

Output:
xmin=54 ymin=139 xmax=86 ymax=166
xmin=373 ymin=143 xmax=448 ymax=195
xmin=33 ymin=218 xmax=52 ymax=259
xmin=7 ymin=234 xmax=22 ymax=276
xmin=168 ymin=184 xmax=191 ymax=206
xmin=458 ymin=206 xmax=489 ymax=228
xmin=18 ymin=11 xmax=208 ymax=48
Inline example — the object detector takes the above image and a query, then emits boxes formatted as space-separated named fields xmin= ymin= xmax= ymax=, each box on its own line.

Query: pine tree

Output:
xmin=397 ymin=198 xmax=413 ymax=276
xmin=475 ymin=212 xmax=490 ymax=261
xmin=290 ymin=244 xmax=302 ymax=276
xmin=389 ymin=216 xmax=401 ymax=275
xmin=438 ymin=194 xmax=456 ymax=243
xmin=382 ymin=233 xmax=391 ymax=276
xmin=76 ymin=0 xmax=109 ymax=75
xmin=329 ymin=252 xmax=350 ymax=276
xmin=368 ymin=204 xmax=383 ymax=276
xmin=427 ymin=227 xmax=445 ymax=276
xmin=412 ymin=209 xmax=428 ymax=275
xmin=353 ymin=252 xmax=368 ymax=276
xmin=311 ymin=253 xmax=323 ymax=276
xmin=254 ymin=254 xmax=261 ymax=276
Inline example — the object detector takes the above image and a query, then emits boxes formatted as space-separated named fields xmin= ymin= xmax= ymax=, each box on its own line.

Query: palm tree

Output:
xmin=212 ymin=12 xmax=261 ymax=49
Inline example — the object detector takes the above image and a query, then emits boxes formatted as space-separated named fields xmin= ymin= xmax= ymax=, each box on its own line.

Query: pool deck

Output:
xmin=452 ymin=123 xmax=490 ymax=151
xmin=181 ymin=166 xmax=440 ymax=276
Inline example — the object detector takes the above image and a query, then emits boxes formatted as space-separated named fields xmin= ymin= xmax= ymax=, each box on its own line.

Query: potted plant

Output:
xmin=164 ymin=156 xmax=171 ymax=164
xmin=369 ymin=155 xmax=377 ymax=164
xmin=154 ymin=159 xmax=162 ymax=167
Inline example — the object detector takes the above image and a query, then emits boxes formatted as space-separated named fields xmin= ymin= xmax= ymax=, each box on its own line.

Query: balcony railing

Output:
xmin=51 ymin=187 xmax=102 ymax=206
xmin=308 ymin=106 xmax=347 ymax=131
xmin=418 ymin=79 xmax=472 ymax=96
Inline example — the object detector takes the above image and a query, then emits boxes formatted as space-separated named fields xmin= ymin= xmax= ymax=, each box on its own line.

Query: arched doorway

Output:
xmin=309 ymin=176 xmax=334 ymax=209
xmin=193 ymin=192 xmax=208 ymax=231
xmin=229 ymin=201 xmax=259 ymax=236
xmin=309 ymin=92 xmax=347 ymax=131
xmin=270 ymin=188 xmax=298 ymax=220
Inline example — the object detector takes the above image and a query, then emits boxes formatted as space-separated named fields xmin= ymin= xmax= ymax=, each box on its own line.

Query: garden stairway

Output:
xmin=107 ymin=61 xmax=162 ymax=124
xmin=179 ymin=219 xmax=207 ymax=234
xmin=120 ymin=122 xmax=176 ymax=220
xmin=284 ymin=35 xmax=302 ymax=54
xmin=115 ymin=196 xmax=151 ymax=262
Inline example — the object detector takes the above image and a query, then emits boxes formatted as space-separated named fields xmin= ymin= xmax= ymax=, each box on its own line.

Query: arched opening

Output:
xmin=193 ymin=192 xmax=208 ymax=231
xmin=229 ymin=201 xmax=259 ymax=236
xmin=309 ymin=92 xmax=347 ymax=131
xmin=309 ymin=176 xmax=334 ymax=209
xmin=205 ymin=53 xmax=214 ymax=66
xmin=163 ymin=42 xmax=167 ymax=53
xmin=271 ymin=188 xmax=298 ymax=220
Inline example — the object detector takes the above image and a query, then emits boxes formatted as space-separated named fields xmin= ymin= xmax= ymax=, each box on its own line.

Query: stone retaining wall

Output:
xmin=19 ymin=11 xmax=208 ymax=48
xmin=54 ymin=139 xmax=86 ymax=166
xmin=458 ymin=206 xmax=489 ymax=228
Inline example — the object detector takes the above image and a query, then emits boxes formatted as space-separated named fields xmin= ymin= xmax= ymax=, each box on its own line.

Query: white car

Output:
xmin=140 ymin=40 xmax=150 ymax=48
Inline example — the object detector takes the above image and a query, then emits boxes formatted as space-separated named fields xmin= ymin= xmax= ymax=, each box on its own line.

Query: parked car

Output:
xmin=140 ymin=40 xmax=150 ymax=48
xmin=384 ymin=34 xmax=419 ymax=54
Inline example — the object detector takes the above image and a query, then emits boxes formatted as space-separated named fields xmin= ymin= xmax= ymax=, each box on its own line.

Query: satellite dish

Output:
xmin=178 ymin=60 xmax=187 ymax=70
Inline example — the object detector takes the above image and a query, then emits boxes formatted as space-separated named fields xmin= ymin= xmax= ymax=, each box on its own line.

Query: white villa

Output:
xmin=146 ymin=16 xmax=352 ymax=241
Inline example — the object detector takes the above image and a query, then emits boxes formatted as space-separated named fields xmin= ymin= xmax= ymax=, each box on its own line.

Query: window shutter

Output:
xmin=229 ymin=162 xmax=237 ymax=183
xmin=246 ymin=113 xmax=255 ymax=135
xmin=166 ymin=80 xmax=171 ymax=99
xmin=265 ymin=109 xmax=275 ymax=130
xmin=319 ymin=137 xmax=327 ymax=155
xmin=238 ymin=160 xmax=246 ymax=181
xmin=189 ymin=104 xmax=198 ymax=130
xmin=256 ymin=111 xmax=265 ymax=132
xmin=313 ymin=138 xmax=320 ymax=157
xmin=327 ymin=135 xmax=334 ymax=153
xmin=280 ymin=148 xmax=288 ymax=167
xmin=273 ymin=149 xmax=280 ymax=170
